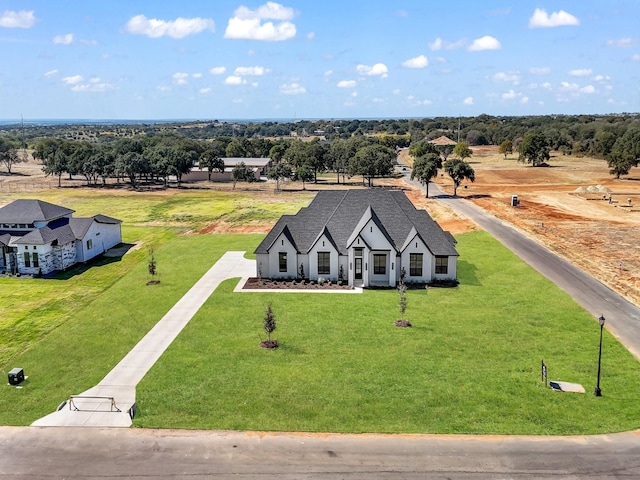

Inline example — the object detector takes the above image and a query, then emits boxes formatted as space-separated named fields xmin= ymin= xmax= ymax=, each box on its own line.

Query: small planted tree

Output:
xmin=260 ymin=303 xmax=278 ymax=349
xmin=147 ymin=247 xmax=160 ymax=285
xmin=395 ymin=268 xmax=411 ymax=328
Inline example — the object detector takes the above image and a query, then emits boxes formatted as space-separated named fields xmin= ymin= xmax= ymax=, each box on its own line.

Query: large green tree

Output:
xmin=499 ymin=140 xmax=513 ymax=159
xmin=349 ymin=144 xmax=396 ymax=187
xmin=0 ymin=137 xmax=24 ymax=174
xmin=199 ymin=142 xmax=225 ymax=180
xmin=606 ymin=129 xmax=640 ymax=179
xmin=518 ymin=132 xmax=550 ymax=166
xmin=444 ymin=158 xmax=475 ymax=196
xmin=411 ymin=153 xmax=440 ymax=197
xmin=267 ymin=161 xmax=293 ymax=191
xmin=453 ymin=141 xmax=473 ymax=160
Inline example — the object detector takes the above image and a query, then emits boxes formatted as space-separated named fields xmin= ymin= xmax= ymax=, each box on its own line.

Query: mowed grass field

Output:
xmin=1 ymin=188 xmax=639 ymax=433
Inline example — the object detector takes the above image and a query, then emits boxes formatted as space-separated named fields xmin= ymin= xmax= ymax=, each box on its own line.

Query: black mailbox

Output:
xmin=8 ymin=368 xmax=24 ymax=385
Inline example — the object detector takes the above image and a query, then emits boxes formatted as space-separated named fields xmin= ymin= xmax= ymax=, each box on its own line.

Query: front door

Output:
xmin=354 ymin=257 xmax=362 ymax=280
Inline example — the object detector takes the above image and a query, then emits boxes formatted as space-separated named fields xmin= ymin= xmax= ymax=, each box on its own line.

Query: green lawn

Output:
xmin=134 ymin=231 xmax=640 ymax=435
xmin=1 ymin=191 xmax=639 ymax=433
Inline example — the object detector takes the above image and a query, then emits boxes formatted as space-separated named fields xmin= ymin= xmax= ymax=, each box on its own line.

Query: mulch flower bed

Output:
xmin=244 ymin=277 xmax=353 ymax=290
xmin=260 ymin=339 xmax=279 ymax=349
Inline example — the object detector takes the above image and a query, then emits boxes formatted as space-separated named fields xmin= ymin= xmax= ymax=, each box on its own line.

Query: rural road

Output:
xmin=2 ymin=179 xmax=640 ymax=478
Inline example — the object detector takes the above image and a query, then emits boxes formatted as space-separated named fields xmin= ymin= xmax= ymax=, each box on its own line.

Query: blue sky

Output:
xmin=1 ymin=1 xmax=639 ymax=120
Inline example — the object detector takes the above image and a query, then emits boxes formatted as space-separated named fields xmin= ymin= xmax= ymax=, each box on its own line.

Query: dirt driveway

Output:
xmin=403 ymin=146 xmax=640 ymax=306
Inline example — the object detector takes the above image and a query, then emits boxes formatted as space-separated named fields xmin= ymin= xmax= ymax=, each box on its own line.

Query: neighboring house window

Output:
xmin=317 ymin=252 xmax=330 ymax=275
xmin=373 ymin=254 xmax=386 ymax=275
xmin=24 ymin=252 xmax=31 ymax=268
xmin=435 ymin=256 xmax=448 ymax=274
xmin=279 ymin=252 xmax=287 ymax=272
xmin=410 ymin=253 xmax=423 ymax=276
xmin=33 ymin=253 xmax=39 ymax=268
xmin=87 ymin=239 xmax=93 ymax=250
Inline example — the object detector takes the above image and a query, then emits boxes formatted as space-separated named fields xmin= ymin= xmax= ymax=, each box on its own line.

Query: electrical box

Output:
xmin=8 ymin=368 xmax=24 ymax=385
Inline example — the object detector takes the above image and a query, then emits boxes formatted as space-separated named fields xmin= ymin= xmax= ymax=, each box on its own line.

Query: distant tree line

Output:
xmin=1 ymin=113 xmax=638 ymax=181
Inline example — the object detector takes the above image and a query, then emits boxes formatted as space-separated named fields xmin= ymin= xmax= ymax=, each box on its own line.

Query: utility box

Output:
xmin=8 ymin=368 xmax=24 ymax=385
xmin=511 ymin=194 xmax=519 ymax=207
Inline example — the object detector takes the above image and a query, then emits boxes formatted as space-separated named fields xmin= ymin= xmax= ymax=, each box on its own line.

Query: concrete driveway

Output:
xmin=32 ymin=251 xmax=255 ymax=427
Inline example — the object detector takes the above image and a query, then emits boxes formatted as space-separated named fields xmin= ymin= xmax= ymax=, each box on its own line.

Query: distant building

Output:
xmin=255 ymin=189 xmax=458 ymax=287
xmin=0 ymin=199 xmax=122 ymax=276
xmin=182 ymin=157 xmax=272 ymax=182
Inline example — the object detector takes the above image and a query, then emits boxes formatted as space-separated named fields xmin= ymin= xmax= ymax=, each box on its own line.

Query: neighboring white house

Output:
xmin=0 ymin=199 xmax=122 ymax=276
xmin=255 ymin=189 xmax=459 ymax=288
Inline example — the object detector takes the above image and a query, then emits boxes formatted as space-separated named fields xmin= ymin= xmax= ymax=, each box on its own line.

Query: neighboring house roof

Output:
xmin=14 ymin=224 xmax=77 ymax=246
xmin=222 ymin=158 xmax=271 ymax=167
xmin=68 ymin=215 xmax=122 ymax=239
xmin=0 ymin=199 xmax=74 ymax=224
xmin=429 ymin=136 xmax=457 ymax=146
xmin=0 ymin=233 xmax=10 ymax=246
xmin=255 ymin=189 xmax=458 ymax=257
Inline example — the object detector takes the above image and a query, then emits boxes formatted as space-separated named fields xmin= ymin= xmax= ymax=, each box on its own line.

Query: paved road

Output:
xmin=2 ymin=426 xmax=640 ymax=479
xmin=420 ymin=180 xmax=640 ymax=360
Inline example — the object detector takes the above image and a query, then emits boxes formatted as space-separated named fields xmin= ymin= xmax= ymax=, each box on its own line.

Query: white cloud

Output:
xmin=192 ymin=73 xmax=202 ymax=79
xmin=44 ymin=69 xmax=59 ymax=78
xmin=62 ymin=75 xmax=83 ymax=85
xmin=560 ymin=81 xmax=579 ymax=90
xmin=541 ymin=82 xmax=552 ymax=89
xmin=429 ymin=37 xmax=465 ymax=51
xmin=493 ymin=71 xmax=520 ymax=83
xmin=392 ymin=89 xmax=400 ymax=95
xmin=633 ymin=54 xmax=640 ymax=62
xmin=234 ymin=66 xmax=269 ymax=76
xmin=71 ymin=78 xmax=116 ymax=92
xmin=324 ymin=70 xmax=333 ymax=77
xmin=402 ymin=55 xmax=428 ymax=69
xmin=373 ymin=97 xmax=384 ymax=103
xmin=0 ymin=10 xmax=36 ymax=28
xmin=468 ymin=36 xmax=501 ymax=51
xmin=356 ymin=63 xmax=389 ymax=77
xmin=307 ymin=31 xmax=314 ymax=40
xmin=224 ymin=2 xmax=296 ymax=41
xmin=421 ymin=99 xmax=432 ymax=106
xmin=337 ymin=80 xmax=356 ymax=88
xmin=520 ymin=96 xmax=529 ymax=104
xmin=209 ymin=66 xmax=226 ymax=75
xmin=606 ymin=38 xmax=637 ymax=48
xmin=351 ymin=91 xmax=358 ymax=98
xmin=529 ymin=67 xmax=551 ymax=75
xmin=528 ymin=8 xmax=579 ymax=28
xmin=173 ymin=72 xmax=189 ymax=85
xmin=569 ymin=68 xmax=592 ymax=77
xmin=53 ymin=33 xmax=73 ymax=45
xmin=502 ymin=89 xmax=517 ymax=100
xmin=125 ymin=14 xmax=214 ymax=39
xmin=594 ymin=75 xmax=611 ymax=82
xmin=225 ymin=76 xmax=246 ymax=85
xmin=200 ymin=88 xmax=212 ymax=94
xmin=280 ymin=83 xmax=305 ymax=95
xmin=580 ymin=85 xmax=596 ymax=94
xmin=157 ymin=86 xmax=171 ymax=92
xmin=463 ymin=96 xmax=474 ymax=105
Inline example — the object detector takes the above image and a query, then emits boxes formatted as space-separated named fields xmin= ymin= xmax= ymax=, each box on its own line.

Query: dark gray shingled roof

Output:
xmin=255 ymin=189 xmax=458 ymax=257
xmin=0 ymin=199 xmax=74 ymax=224
xmin=14 ymin=224 xmax=77 ymax=246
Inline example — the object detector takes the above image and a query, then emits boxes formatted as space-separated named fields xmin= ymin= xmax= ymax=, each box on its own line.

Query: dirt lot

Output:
xmin=2 ymin=148 xmax=638 ymax=306
xmin=412 ymin=146 xmax=640 ymax=306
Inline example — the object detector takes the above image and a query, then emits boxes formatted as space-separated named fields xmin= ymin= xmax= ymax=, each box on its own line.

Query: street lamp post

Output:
xmin=594 ymin=315 xmax=605 ymax=397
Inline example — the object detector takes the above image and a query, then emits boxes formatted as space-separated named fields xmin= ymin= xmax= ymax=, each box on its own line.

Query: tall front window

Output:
xmin=87 ymin=239 xmax=93 ymax=250
xmin=410 ymin=253 xmax=423 ymax=276
xmin=317 ymin=252 xmax=330 ymax=275
xmin=23 ymin=252 xmax=31 ymax=268
xmin=279 ymin=252 xmax=287 ymax=272
xmin=32 ymin=253 xmax=39 ymax=268
xmin=435 ymin=256 xmax=448 ymax=274
xmin=373 ymin=254 xmax=386 ymax=275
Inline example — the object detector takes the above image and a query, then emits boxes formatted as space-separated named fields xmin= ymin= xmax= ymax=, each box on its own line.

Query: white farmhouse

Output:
xmin=255 ymin=189 xmax=459 ymax=287
xmin=0 ymin=199 xmax=122 ymax=276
